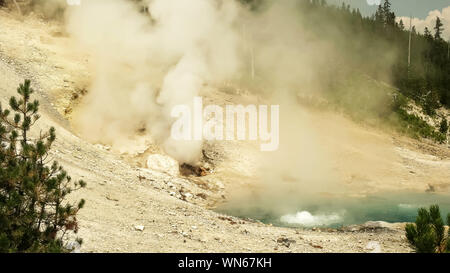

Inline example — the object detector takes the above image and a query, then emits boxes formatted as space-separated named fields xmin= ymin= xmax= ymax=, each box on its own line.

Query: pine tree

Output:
xmin=375 ymin=4 xmax=384 ymax=25
xmin=355 ymin=8 xmax=362 ymax=19
xmin=382 ymin=0 xmax=391 ymax=11
xmin=0 ymin=80 xmax=86 ymax=253
xmin=424 ymin=27 xmax=433 ymax=41
xmin=447 ymin=214 xmax=450 ymax=252
xmin=434 ymin=17 xmax=444 ymax=40
xmin=382 ymin=0 xmax=395 ymax=27
xmin=399 ymin=19 xmax=405 ymax=31
xmin=405 ymin=205 xmax=450 ymax=253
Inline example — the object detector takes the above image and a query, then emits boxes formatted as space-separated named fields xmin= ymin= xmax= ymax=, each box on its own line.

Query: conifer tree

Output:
xmin=405 ymin=205 xmax=450 ymax=253
xmin=382 ymin=0 xmax=395 ymax=27
xmin=424 ymin=27 xmax=433 ymax=41
xmin=375 ymin=4 xmax=384 ymax=25
xmin=434 ymin=17 xmax=444 ymax=40
xmin=0 ymin=80 xmax=86 ymax=253
xmin=399 ymin=19 xmax=405 ymax=31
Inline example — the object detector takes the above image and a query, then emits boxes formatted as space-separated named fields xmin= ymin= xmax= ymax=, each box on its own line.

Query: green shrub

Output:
xmin=405 ymin=205 xmax=450 ymax=253
xmin=0 ymin=80 xmax=86 ymax=253
xmin=391 ymin=108 xmax=446 ymax=142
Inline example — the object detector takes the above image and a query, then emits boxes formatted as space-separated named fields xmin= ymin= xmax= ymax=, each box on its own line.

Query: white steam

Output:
xmin=66 ymin=0 xmax=242 ymax=163
xmin=280 ymin=211 xmax=344 ymax=227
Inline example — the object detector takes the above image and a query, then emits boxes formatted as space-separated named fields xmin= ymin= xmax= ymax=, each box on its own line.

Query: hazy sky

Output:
xmin=327 ymin=0 xmax=450 ymax=19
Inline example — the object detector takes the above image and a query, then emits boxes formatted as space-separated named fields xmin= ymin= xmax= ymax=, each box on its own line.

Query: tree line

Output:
xmin=241 ymin=0 xmax=450 ymax=113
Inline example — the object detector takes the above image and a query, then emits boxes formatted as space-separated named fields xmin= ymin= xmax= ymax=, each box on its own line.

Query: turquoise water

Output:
xmin=216 ymin=192 xmax=450 ymax=228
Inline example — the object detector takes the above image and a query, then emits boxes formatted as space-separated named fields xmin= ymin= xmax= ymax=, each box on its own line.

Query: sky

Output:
xmin=327 ymin=0 xmax=450 ymax=19
xmin=327 ymin=0 xmax=450 ymax=40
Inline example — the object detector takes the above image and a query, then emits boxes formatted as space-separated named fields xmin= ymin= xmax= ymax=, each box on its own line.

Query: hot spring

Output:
xmin=216 ymin=192 xmax=450 ymax=228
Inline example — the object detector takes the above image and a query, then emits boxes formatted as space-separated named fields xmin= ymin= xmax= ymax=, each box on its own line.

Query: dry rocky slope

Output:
xmin=1 ymin=10 xmax=449 ymax=253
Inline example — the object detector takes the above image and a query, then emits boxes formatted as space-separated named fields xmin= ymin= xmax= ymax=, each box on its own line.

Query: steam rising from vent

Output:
xmin=280 ymin=211 xmax=343 ymax=227
xmin=66 ymin=0 xmax=242 ymax=163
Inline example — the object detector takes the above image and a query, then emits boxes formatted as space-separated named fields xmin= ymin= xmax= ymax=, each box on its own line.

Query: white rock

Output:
xmin=65 ymin=241 xmax=81 ymax=253
xmin=363 ymin=221 xmax=397 ymax=230
xmin=365 ymin=241 xmax=381 ymax=253
xmin=146 ymin=154 xmax=179 ymax=176
xmin=183 ymin=192 xmax=193 ymax=199
xmin=134 ymin=225 xmax=145 ymax=231
xmin=94 ymin=144 xmax=111 ymax=151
